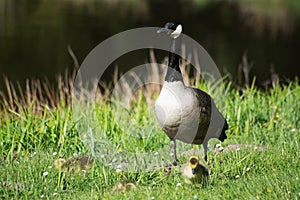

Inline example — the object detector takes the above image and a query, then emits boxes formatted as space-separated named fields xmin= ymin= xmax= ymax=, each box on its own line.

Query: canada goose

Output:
xmin=155 ymin=21 xmax=228 ymax=164
xmin=54 ymin=155 xmax=94 ymax=173
xmin=181 ymin=156 xmax=209 ymax=184
xmin=112 ymin=180 xmax=137 ymax=193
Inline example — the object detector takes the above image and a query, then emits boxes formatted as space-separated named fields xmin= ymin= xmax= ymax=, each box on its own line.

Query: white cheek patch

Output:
xmin=171 ymin=24 xmax=182 ymax=39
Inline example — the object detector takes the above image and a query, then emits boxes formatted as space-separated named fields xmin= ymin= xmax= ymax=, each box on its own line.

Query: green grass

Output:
xmin=0 ymin=79 xmax=299 ymax=199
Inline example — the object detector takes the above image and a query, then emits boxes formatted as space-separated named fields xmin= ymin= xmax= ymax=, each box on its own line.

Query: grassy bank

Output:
xmin=0 ymin=75 xmax=299 ymax=199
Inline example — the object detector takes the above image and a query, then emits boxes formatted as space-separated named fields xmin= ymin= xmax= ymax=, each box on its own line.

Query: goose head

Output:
xmin=157 ymin=21 xmax=183 ymax=39
xmin=189 ymin=156 xmax=199 ymax=174
xmin=54 ymin=158 xmax=66 ymax=169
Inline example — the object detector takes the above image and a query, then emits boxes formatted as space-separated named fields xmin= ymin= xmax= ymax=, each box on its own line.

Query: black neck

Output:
xmin=165 ymin=36 xmax=183 ymax=82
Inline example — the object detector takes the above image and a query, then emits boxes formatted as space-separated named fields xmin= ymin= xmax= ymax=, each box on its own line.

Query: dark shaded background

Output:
xmin=1 ymin=0 xmax=300 ymax=93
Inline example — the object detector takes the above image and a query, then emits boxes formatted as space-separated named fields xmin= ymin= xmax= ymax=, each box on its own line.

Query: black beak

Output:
xmin=157 ymin=28 xmax=172 ymax=34
xmin=192 ymin=169 xmax=196 ymax=174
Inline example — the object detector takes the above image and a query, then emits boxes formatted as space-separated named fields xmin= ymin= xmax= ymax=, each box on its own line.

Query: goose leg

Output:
xmin=171 ymin=140 xmax=178 ymax=166
xmin=203 ymin=140 xmax=208 ymax=162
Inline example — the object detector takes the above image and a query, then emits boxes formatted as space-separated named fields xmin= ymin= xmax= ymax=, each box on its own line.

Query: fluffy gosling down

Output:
xmin=181 ymin=156 xmax=209 ymax=184
xmin=54 ymin=155 xmax=94 ymax=173
xmin=112 ymin=180 xmax=137 ymax=193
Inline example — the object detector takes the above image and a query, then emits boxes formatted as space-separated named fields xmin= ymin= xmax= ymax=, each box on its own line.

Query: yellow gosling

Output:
xmin=54 ymin=156 xmax=94 ymax=173
xmin=181 ymin=156 xmax=209 ymax=184
xmin=112 ymin=180 xmax=137 ymax=193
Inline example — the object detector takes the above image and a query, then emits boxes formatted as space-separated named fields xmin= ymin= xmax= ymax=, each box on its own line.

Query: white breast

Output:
xmin=155 ymin=81 xmax=200 ymax=142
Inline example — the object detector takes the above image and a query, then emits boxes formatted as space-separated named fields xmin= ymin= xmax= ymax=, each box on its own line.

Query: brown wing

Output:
xmin=192 ymin=87 xmax=228 ymax=143
xmin=191 ymin=88 xmax=211 ymax=143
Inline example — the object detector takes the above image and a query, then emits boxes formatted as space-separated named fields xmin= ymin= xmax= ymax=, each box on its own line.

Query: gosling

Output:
xmin=112 ymin=180 xmax=137 ymax=193
xmin=181 ymin=156 xmax=209 ymax=184
xmin=54 ymin=155 xmax=94 ymax=173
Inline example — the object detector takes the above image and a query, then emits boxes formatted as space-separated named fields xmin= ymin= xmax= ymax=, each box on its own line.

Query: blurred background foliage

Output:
xmin=0 ymin=0 xmax=300 ymax=92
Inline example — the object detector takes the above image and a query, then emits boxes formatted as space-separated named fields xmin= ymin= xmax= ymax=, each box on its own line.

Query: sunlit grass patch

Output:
xmin=0 ymin=67 xmax=299 ymax=199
